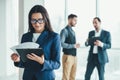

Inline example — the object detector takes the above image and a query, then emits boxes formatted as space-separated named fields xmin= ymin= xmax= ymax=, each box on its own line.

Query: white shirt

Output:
xmin=32 ymin=33 xmax=41 ymax=42
xmin=93 ymin=29 xmax=102 ymax=54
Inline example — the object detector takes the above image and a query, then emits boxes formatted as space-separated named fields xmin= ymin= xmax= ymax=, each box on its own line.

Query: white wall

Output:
xmin=0 ymin=0 xmax=7 ymax=77
xmin=6 ymin=0 xmax=19 ymax=76
xmin=0 ymin=0 xmax=19 ymax=79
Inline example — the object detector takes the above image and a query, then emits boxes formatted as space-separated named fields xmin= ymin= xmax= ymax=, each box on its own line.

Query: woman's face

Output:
xmin=31 ymin=13 xmax=45 ymax=33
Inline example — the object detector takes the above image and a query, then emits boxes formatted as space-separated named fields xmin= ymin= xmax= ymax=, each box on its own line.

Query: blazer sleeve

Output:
xmin=41 ymin=34 xmax=61 ymax=71
xmin=101 ymin=32 xmax=111 ymax=50
xmin=14 ymin=34 xmax=25 ymax=68
xmin=85 ymin=32 xmax=91 ymax=47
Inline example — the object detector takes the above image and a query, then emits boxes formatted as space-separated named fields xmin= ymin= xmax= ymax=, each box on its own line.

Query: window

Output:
xmin=45 ymin=0 xmax=65 ymax=33
xmin=99 ymin=0 xmax=120 ymax=79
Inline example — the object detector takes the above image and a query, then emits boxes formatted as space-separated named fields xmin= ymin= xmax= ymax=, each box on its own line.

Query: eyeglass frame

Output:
xmin=31 ymin=18 xmax=45 ymax=24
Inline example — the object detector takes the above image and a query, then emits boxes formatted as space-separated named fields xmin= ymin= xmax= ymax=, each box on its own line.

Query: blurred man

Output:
xmin=60 ymin=14 xmax=80 ymax=80
xmin=85 ymin=17 xmax=111 ymax=80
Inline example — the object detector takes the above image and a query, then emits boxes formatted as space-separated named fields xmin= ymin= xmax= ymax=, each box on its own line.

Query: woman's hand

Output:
xmin=27 ymin=53 xmax=44 ymax=65
xmin=11 ymin=53 xmax=20 ymax=62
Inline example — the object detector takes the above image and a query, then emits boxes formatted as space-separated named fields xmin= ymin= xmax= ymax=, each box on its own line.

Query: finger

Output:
xmin=94 ymin=42 xmax=96 ymax=44
xmin=27 ymin=54 xmax=37 ymax=61
xmin=96 ymin=40 xmax=99 ymax=42
xmin=11 ymin=53 xmax=16 ymax=56
xmin=27 ymin=54 xmax=33 ymax=58
xmin=41 ymin=55 xmax=44 ymax=64
xmin=27 ymin=54 xmax=34 ymax=59
xmin=11 ymin=56 xmax=14 ymax=60
xmin=13 ymin=57 xmax=17 ymax=61
xmin=41 ymin=54 xmax=44 ymax=58
xmin=11 ymin=56 xmax=17 ymax=60
xmin=11 ymin=53 xmax=17 ymax=58
xmin=27 ymin=55 xmax=34 ymax=60
xmin=31 ymin=53 xmax=38 ymax=57
xmin=96 ymin=41 xmax=100 ymax=44
xmin=12 ymin=57 xmax=15 ymax=61
xmin=41 ymin=55 xmax=44 ymax=62
xmin=14 ymin=57 xmax=18 ymax=61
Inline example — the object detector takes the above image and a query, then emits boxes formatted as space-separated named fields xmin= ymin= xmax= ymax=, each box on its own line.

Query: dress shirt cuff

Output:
xmin=100 ymin=42 xmax=104 ymax=47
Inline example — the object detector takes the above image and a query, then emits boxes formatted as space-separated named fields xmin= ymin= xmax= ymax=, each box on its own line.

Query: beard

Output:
xmin=94 ymin=26 xmax=100 ymax=31
xmin=70 ymin=22 xmax=76 ymax=27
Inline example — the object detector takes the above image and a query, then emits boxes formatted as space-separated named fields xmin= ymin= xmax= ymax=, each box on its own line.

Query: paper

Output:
xmin=10 ymin=42 xmax=40 ymax=53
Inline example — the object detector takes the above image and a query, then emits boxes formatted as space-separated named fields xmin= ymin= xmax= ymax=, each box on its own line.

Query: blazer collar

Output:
xmin=36 ymin=30 xmax=49 ymax=47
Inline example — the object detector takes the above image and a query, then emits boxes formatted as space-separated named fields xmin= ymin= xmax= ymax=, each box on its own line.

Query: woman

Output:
xmin=11 ymin=5 xmax=61 ymax=80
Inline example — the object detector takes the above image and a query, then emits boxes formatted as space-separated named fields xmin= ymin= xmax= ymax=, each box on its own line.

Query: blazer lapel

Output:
xmin=91 ymin=31 xmax=95 ymax=38
xmin=99 ymin=30 xmax=104 ymax=41
xmin=27 ymin=32 xmax=33 ymax=42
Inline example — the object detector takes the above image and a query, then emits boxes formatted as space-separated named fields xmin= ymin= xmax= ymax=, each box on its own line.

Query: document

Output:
xmin=10 ymin=42 xmax=43 ymax=62
xmin=16 ymin=48 xmax=43 ymax=62
xmin=11 ymin=42 xmax=40 ymax=53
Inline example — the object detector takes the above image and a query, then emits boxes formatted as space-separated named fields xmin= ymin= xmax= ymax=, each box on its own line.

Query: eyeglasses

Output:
xmin=31 ymin=19 xmax=44 ymax=24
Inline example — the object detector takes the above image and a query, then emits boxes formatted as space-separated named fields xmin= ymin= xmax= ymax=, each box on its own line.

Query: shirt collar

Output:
xmin=95 ymin=28 xmax=102 ymax=33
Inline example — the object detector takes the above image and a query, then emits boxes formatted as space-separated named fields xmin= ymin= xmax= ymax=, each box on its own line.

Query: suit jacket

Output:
xmin=85 ymin=30 xmax=111 ymax=64
xmin=14 ymin=30 xmax=61 ymax=80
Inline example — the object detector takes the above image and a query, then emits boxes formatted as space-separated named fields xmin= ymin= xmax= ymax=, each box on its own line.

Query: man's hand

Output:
xmin=27 ymin=53 xmax=44 ymax=64
xmin=74 ymin=43 xmax=80 ymax=48
xmin=94 ymin=40 xmax=103 ymax=47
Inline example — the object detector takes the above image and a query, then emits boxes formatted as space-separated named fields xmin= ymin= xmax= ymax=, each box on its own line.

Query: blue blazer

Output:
xmin=85 ymin=30 xmax=111 ymax=64
xmin=14 ymin=30 xmax=61 ymax=80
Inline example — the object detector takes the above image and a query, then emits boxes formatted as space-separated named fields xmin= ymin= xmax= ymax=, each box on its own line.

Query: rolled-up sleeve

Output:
xmin=60 ymin=29 xmax=75 ymax=49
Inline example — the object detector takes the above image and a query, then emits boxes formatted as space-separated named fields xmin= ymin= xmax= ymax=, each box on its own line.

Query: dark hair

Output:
xmin=28 ymin=5 xmax=53 ymax=32
xmin=68 ymin=14 xmax=77 ymax=19
xmin=94 ymin=17 xmax=101 ymax=23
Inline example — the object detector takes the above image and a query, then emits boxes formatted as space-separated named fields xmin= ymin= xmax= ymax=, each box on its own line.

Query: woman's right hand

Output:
xmin=11 ymin=53 xmax=20 ymax=62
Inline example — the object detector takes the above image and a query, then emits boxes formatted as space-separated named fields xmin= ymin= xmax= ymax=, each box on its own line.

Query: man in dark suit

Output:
xmin=84 ymin=17 xmax=111 ymax=80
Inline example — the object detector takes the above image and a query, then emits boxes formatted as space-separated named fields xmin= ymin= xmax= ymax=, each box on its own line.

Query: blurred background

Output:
xmin=0 ymin=0 xmax=120 ymax=80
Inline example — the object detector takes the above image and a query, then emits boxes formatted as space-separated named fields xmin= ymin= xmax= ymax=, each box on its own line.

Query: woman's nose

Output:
xmin=35 ymin=22 xmax=40 ymax=26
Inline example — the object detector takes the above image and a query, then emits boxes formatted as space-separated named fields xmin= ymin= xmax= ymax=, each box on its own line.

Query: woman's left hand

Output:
xmin=27 ymin=53 xmax=44 ymax=64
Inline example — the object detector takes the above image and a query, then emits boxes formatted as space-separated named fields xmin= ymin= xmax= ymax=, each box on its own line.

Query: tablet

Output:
xmin=16 ymin=48 xmax=44 ymax=62
xmin=88 ymin=37 xmax=100 ymax=45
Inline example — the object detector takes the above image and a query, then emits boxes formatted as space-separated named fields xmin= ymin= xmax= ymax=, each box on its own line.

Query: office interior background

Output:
xmin=0 ymin=0 xmax=120 ymax=80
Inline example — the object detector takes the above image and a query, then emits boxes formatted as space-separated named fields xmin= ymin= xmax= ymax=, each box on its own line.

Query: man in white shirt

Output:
xmin=84 ymin=17 xmax=111 ymax=80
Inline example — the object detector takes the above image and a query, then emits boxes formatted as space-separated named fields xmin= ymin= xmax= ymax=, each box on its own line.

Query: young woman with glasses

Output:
xmin=11 ymin=5 xmax=61 ymax=80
